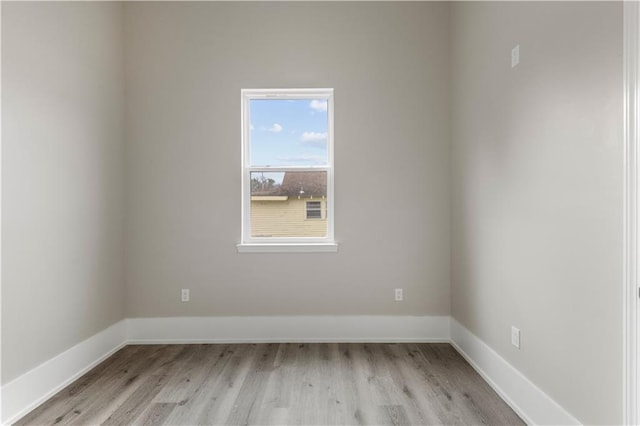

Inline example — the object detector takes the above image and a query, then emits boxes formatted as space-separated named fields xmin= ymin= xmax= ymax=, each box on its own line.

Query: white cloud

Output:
xmin=277 ymin=155 xmax=326 ymax=165
xmin=268 ymin=123 xmax=283 ymax=133
xmin=301 ymin=132 xmax=327 ymax=142
xmin=300 ymin=132 xmax=327 ymax=148
xmin=309 ymin=100 xmax=328 ymax=112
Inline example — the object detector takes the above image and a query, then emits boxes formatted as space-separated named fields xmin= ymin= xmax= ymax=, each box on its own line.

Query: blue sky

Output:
xmin=250 ymin=99 xmax=328 ymax=167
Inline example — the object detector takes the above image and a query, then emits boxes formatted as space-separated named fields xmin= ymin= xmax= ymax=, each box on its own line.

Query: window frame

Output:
xmin=238 ymin=88 xmax=336 ymax=252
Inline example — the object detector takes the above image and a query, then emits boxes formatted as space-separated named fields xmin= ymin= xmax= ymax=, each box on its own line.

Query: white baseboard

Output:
xmin=1 ymin=320 xmax=127 ymax=425
xmin=126 ymin=315 xmax=451 ymax=344
xmin=450 ymin=318 xmax=581 ymax=425
xmin=2 ymin=316 xmax=581 ymax=426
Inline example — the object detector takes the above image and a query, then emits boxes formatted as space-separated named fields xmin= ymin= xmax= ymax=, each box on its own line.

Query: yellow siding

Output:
xmin=251 ymin=198 xmax=327 ymax=237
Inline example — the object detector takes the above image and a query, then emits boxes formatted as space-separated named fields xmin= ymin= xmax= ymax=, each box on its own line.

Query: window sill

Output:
xmin=236 ymin=243 xmax=339 ymax=253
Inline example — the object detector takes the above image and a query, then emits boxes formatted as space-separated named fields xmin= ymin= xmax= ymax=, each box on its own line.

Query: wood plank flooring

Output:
xmin=15 ymin=343 xmax=524 ymax=425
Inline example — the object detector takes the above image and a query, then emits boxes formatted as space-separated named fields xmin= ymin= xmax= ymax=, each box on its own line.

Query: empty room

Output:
xmin=1 ymin=1 xmax=636 ymax=425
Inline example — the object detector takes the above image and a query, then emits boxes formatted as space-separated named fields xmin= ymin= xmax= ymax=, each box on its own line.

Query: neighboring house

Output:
xmin=251 ymin=171 xmax=327 ymax=237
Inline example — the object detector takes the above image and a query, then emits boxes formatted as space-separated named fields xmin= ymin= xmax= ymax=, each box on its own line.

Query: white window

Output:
xmin=238 ymin=89 xmax=336 ymax=252
xmin=306 ymin=201 xmax=322 ymax=219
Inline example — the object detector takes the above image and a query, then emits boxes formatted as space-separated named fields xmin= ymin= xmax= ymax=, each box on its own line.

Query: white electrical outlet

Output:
xmin=181 ymin=289 xmax=190 ymax=302
xmin=395 ymin=288 xmax=403 ymax=301
xmin=511 ymin=45 xmax=520 ymax=68
xmin=511 ymin=326 xmax=520 ymax=349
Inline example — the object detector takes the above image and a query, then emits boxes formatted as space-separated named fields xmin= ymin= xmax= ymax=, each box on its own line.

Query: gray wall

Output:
xmin=1 ymin=3 xmax=627 ymax=422
xmin=450 ymin=2 xmax=623 ymax=424
xmin=123 ymin=2 xmax=451 ymax=318
xmin=2 ymin=2 xmax=125 ymax=384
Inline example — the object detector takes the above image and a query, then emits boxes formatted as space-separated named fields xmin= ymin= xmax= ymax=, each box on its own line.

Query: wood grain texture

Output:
xmin=14 ymin=343 xmax=524 ymax=425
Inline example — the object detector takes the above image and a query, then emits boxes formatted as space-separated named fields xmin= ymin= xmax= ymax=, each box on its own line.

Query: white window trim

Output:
xmin=238 ymin=88 xmax=337 ymax=253
xmin=237 ymin=243 xmax=338 ymax=253
xmin=624 ymin=3 xmax=639 ymax=424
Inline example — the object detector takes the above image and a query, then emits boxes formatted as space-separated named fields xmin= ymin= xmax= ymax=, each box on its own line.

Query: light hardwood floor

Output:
xmin=15 ymin=343 xmax=524 ymax=425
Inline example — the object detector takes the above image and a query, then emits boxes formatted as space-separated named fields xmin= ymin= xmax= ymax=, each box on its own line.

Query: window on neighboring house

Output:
xmin=239 ymin=89 xmax=335 ymax=250
xmin=306 ymin=201 xmax=322 ymax=219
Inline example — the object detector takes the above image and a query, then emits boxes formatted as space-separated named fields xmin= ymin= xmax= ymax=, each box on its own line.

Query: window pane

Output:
xmin=250 ymin=171 xmax=327 ymax=237
xmin=250 ymin=99 xmax=329 ymax=167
